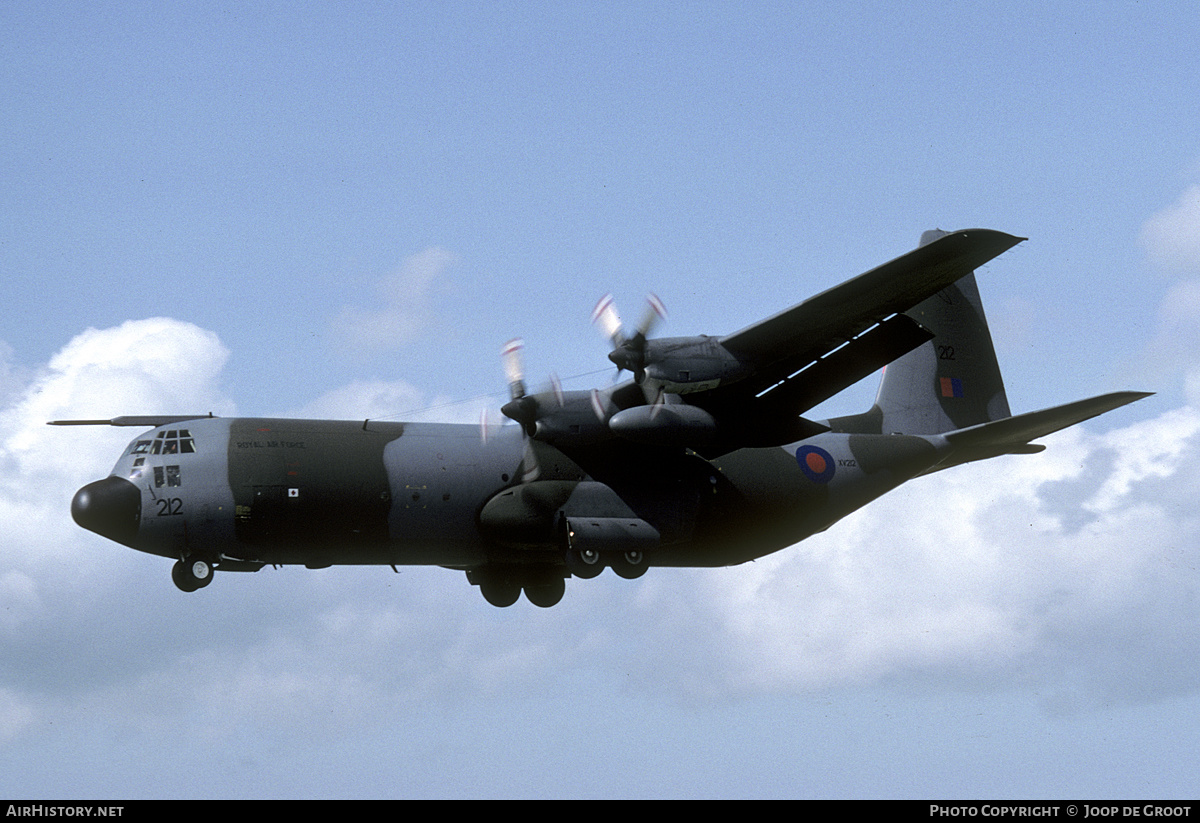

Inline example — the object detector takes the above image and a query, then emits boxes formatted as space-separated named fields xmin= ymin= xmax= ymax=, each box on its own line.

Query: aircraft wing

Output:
xmin=720 ymin=228 xmax=1024 ymax=373
xmin=687 ymin=229 xmax=1023 ymax=454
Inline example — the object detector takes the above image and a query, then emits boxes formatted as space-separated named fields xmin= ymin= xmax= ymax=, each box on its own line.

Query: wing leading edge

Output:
xmin=720 ymin=228 xmax=1024 ymax=373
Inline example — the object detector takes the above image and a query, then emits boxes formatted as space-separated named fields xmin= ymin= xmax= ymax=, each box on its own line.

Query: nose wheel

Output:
xmin=172 ymin=557 xmax=214 ymax=592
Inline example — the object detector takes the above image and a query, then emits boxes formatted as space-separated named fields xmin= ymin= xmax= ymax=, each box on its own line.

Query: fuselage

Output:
xmin=71 ymin=416 xmax=953 ymax=573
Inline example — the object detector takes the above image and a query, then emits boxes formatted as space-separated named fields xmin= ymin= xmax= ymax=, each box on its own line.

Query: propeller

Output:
xmin=591 ymin=293 xmax=667 ymax=382
xmin=494 ymin=337 xmax=568 ymax=481
xmin=502 ymin=337 xmax=526 ymax=401
xmin=500 ymin=338 xmax=537 ymax=436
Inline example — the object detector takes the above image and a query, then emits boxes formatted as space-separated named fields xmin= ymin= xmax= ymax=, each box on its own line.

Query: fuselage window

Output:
xmin=153 ymin=465 xmax=183 ymax=488
xmin=150 ymin=430 xmax=196 ymax=455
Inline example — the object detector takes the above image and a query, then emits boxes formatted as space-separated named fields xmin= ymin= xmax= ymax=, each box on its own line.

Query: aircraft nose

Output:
xmin=71 ymin=476 xmax=141 ymax=546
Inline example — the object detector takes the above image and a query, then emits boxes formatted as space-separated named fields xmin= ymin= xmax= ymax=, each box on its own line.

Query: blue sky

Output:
xmin=3 ymin=1 xmax=1200 ymax=798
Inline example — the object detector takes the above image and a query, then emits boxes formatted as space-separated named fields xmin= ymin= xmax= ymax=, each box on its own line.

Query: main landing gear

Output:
xmin=172 ymin=556 xmax=214 ymax=592
xmin=565 ymin=548 xmax=648 ymax=580
xmin=473 ymin=567 xmax=567 ymax=608
xmin=470 ymin=550 xmax=649 ymax=608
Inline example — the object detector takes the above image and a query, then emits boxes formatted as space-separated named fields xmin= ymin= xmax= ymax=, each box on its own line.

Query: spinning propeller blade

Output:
xmin=592 ymin=293 xmax=667 ymax=381
xmin=502 ymin=337 xmax=526 ymax=401
xmin=591 ymin=294 xmax=624 ymax=348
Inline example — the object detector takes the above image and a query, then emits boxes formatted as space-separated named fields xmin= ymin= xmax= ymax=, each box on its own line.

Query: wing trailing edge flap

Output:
xmin=753 ymin=312 xmax=935 ymax=416
xmin=930 ymin=391 xmax=1153 ymax=473
xmin=691 ymin=313 xmax=931 ymax=457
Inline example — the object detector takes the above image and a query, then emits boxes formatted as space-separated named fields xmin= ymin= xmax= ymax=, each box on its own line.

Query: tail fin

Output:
xmin=830 ymin=228 xmax=1012 ymax=435
xmin=828 ymin=230 xmax=1153 ymax=453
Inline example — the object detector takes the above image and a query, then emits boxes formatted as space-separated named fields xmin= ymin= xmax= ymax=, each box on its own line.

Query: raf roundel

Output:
xmin=796 ymin=444 xmax=835 ymax=483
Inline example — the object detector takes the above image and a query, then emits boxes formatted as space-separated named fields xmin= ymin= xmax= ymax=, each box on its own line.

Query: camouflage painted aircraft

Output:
xmin=56 ymin=229 xmax=1149 ymax=607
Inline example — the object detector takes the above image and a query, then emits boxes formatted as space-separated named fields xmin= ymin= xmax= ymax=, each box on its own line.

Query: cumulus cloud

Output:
xmin=105 ymin=396 xmax=1191 ymax=714
xmin=334 ymin=247 xmax=458 ymax=352
xmin=1137 ymin=183 xmax=1200 ymax=390
xmin=0 ymin=317 xmax=234 ymax=581
xmin=288 ymin=379 xmax=429 ymax=420
xmin=3 ymin=314 xmax=1198 ymax=786
xmin=625 ymin=403 xmax=1200 ymax=706
xmin=0 ymin=318 xmax=239 ymax=747
xmin=1141 ymin=184 xmax=1200 ymax=273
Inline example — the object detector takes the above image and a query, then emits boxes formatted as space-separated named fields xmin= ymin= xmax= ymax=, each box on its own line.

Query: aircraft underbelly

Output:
xmin=688 ymin=432 xmax=946 ymax=566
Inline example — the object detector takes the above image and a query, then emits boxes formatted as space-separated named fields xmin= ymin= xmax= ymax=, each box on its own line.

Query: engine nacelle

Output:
xmin=478 ymin=479 xmax=649 ymax=551
xmin=607 ymin=403 xmax=718 ymax=447
xmin=639 ymin=335 xmax=751 ymax=393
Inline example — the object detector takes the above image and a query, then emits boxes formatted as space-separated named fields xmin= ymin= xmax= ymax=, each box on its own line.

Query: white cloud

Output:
xmin=0 ymin=318 xmax=241 ymax=750
xmin=289 ymin=378 xmax=493 ymax=425
xmin=0 ymin=318 xmax=234 ymax=573
xmin=334 ymin=247 xmax=458 ymax=352
xmin=1141 ymin=184 xmax=1200 ymax=273
xmin=288 ymin=379 xmax=428 ymax=420
xmin=1135 ymin=183 xmax=1200 ymax=391
xmin=644 ymin=404 xmax=1200 ymax=705
xmin=0 ymin=688 xmax=35 ymax=745
xmin=7 ymin=317 xmax=231 ymax=441
xmin=1140 ymin=278 xmax=1200 ymax=386
xmin=1 ymin=316 xmax=1197 ymax=778
xmin=0 ymin=340 xmax=28 ymax=410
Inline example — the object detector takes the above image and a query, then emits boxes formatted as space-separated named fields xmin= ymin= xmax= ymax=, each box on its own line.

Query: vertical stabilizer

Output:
xmin=831 ymin=229 xmax=1012 ymax=435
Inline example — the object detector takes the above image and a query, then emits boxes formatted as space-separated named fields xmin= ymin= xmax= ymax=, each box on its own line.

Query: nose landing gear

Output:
xmin=171 ymin=557 xmax=214 ymax=592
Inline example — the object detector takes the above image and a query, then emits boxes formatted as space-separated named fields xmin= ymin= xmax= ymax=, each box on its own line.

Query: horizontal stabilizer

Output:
xmin=933 ymin=391 xmax=1152 ymax=471
xmin=48 ymin=414 xmax=216 ymax=427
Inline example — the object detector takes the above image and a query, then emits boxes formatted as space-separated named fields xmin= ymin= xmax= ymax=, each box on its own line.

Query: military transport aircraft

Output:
xmin=55 ymin=229 xmax=1150 ymax=607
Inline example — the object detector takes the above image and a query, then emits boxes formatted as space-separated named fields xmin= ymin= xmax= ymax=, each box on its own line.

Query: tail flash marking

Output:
xmin=940 ymin=377 xmax=965 ymax=398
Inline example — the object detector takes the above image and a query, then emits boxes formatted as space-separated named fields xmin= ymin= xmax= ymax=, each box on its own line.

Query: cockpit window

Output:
xmin=148 ymin=429 xmax=196 ymax=455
